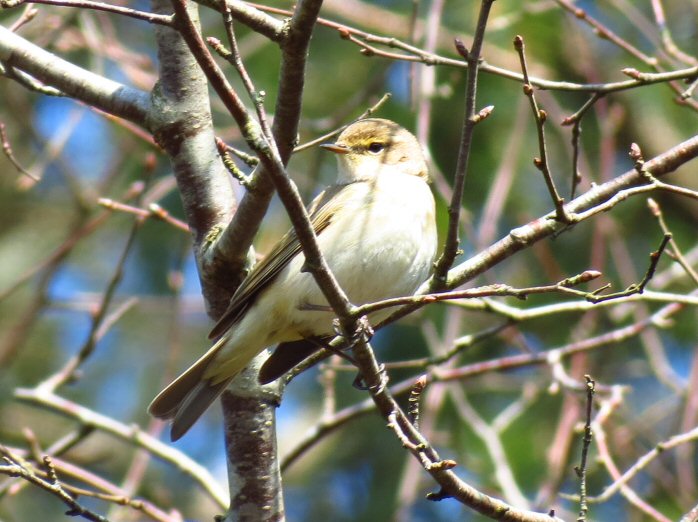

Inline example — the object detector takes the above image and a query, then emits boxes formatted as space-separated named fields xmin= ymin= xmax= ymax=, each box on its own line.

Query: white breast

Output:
xmin=280 ymin=171 xmax=437 ymax=337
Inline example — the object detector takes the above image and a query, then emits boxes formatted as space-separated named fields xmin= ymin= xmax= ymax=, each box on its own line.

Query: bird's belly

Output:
xmin=330 ymin=225 xmax=430 ymax=304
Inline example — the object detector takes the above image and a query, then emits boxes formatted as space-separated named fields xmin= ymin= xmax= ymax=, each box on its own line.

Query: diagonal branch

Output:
xmin=195 ymin=0 xmax=286 ymax=42
xmin=170 ymin=0 xmax=352 ymax=320
xmin=13 ymin=388 xmax=228 ymax=508
xmin=0 ymin=0 xmax=174 ymax=26
xmin=376 ymin=133 xmax=698 ymax=330
xmin=0 ymin=26 xmax=150 ymax=127
xmin=205 ymin=0 xmax=327 ymax=297
xmin=349 ymin=337 xmax=562 ymax=521
xmin=446 ymin=134 xmax=698 ymax=290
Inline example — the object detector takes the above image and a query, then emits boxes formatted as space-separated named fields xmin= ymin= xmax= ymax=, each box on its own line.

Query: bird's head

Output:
xmin=321 ymin=118 xmax=428 ymax=183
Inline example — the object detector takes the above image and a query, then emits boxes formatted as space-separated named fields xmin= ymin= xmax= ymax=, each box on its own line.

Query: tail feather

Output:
xmin=149 ymin=335 xmax=265 ymax=440
xmin=169 ymin=378 xmax=232 ymax=441
xmin=149 ymin=337 xmax=228 ymax=439
xmin=149 ymin=361 xmax=208 ymax=420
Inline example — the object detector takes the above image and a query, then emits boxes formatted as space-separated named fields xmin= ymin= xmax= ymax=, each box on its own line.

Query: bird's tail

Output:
xmin=149 ymin=337 xmax=232 ymax=441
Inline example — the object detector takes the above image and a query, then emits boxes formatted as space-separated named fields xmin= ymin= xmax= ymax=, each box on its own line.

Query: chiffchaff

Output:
xmin=149 ymin=118 xmax=438 ymax=440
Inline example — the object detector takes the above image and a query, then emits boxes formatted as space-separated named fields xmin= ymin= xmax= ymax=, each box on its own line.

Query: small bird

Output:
xmin=149 ymin=118 xmax=438 ymax=440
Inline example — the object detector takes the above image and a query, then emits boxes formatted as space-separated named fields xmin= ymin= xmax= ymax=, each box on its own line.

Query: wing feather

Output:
xmin=207 ymin=183 xmax=355 ymax=341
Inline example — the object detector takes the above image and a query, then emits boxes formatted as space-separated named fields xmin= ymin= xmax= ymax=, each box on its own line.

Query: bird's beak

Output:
xmin=320 ymin=143 xmax=350 ymax=154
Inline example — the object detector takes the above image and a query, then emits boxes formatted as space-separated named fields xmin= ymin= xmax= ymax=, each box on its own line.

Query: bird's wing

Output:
xmin=207 ymin=183 xmax=355 ymax=341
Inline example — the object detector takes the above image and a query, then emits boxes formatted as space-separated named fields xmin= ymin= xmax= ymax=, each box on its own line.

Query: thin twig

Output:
xmin=219 ymin=140 xmax=259 ymax=168
xmin=553 ymin=0 xmax=698 ymax=109
xmin=585 ymin=233 xmax=671 ymax=304
xmin=432 ymin=0 xmax=496 ymax=286
xmin=2 ymin=445 xmax=176 ymax=522
xmin=8 ymin=4 xmax=38 ymax=31
xmin=353 ymin=270 xmax=602 ymax=317
xmin=282 ymin=301 xmax=684 ymax=473
xmin=587 ymin=424 xmax=698 ymax=504
xmin=575 ymin=376 xmax=595 ymax=522
xmin=647 ymin=198 xmax=698 ymax=285
xmin=292 ymin=92 xmax=392 ymax=153
xmin=14 ymin=388 xmax=227 ymax=508
xmin=0 ymin=426 xmax=95 ymax=498
xmin=0 ymin=181 xmax=143 ymax=304
xmin=38 ymin=195 xmax=146 ymax=392
xmin=0 ymin=446 xmax=108 ymax=522
xmin=513 ymin=35 xmax=568 ymax=223
xmin=562 ymin=92 xmax=604 ymax=200
xmin=347 ymin=334 xmax=561 ymax=521
xmin=425 ymin=133 xmax=698 ymax=299
xmin=0 ymin=121 xmax=39 ymax=181
xmin=98 ymin=198 xmax=190 ymax=233
xmin=554 ymin=0 xmax=655 ymax=64
xmin=216 ymin=6 xmax=273 ymax=142
xmin=245 ymin=3 xmax=698 ymax=96
xmin=650 ymin=0 xmax=698 ymax=66
xmin=564 ymin=387 xmax=673 ymax=521
xmin=216 ymin=137 xmax=254 ymax=186
xmin=0 ymin=0 xmax=174 ymax=25
xmin=448 ymin=386 xmax=530 ymax=507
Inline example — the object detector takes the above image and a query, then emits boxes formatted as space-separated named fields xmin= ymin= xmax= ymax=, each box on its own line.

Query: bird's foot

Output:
xmin=332 ymin=316 xmax=374 ymax=347
xmin=352 ymin=363 xmax=388 ymax=393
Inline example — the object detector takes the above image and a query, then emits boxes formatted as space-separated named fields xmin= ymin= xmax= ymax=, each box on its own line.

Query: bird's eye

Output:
xmin=367 ymin=142 xmax=385 ymax=154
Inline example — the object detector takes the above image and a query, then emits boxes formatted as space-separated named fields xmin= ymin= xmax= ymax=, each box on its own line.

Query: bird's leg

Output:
xmin=332 ymin=316 xmax=374 ymax=346
xmin=331 ymin=316 xmax=380 ymax=391
xmin=352 ymin=363 xmax=388 ymax=393
xmin=298 ymin=301 xmax=334 ymax=312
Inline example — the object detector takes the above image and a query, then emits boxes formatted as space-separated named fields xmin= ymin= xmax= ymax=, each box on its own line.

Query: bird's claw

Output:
xmin=352 ymin=363 xmax=388 ymax=393
xmin=332 ymin=316 xmax=374 ymax=347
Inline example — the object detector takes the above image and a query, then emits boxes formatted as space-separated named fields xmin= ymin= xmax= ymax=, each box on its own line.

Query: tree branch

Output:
xmin=1 ymin=0 xmax=174 ymax=26
xmin=206 ymin=0 xmax=325 ymax=296
xmin=0 ymin=26 xmax=150 ymax=126
xmin=432 ymin=0 xmax=495 ymax=285
xmin=13 ymin=388 xmax=227 ymax=508
xmin=150 ymin=0 xmax=237 ymax=315
xmin=195 ymin=0 xmax=286 ymax=42
xmin=447 ymin=134 xmax=698 ymax=289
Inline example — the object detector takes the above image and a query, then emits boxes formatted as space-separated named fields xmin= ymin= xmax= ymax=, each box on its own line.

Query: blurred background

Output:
xmin=1 ymin=1 xmax=697 ymax=520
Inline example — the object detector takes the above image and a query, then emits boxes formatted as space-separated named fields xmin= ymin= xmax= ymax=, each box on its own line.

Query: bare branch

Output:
xmin=206 ymin=0 xmax=329 ymax=292
xmin=0 ymin=446 xmax=108 ymax=522
xmin=0 ymin=26 xmax=150 ymax=126
xmin=348 ymin=336 xmax=562 ymax=521
xmin=253 ymin=4 xmax=698 ymax=95
xmin=0 ymin=0 xmax=174 ymax=25
xmin=195 ymin=0 xmax=286 ymax=42
xmin=0 ymin=120 xmax=38 ymax=181
xmin=432 ymin=0 xmax=496 ymax=285
xmin=575 ymin=376 xmax=595 ymax=522
xmin=514 ymin=34 xmax=569 ymax=223
xmin=446 ymin=133 xmax=698 ymax=290
xmin=13 ymin=388 xmax=228 ymax=508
